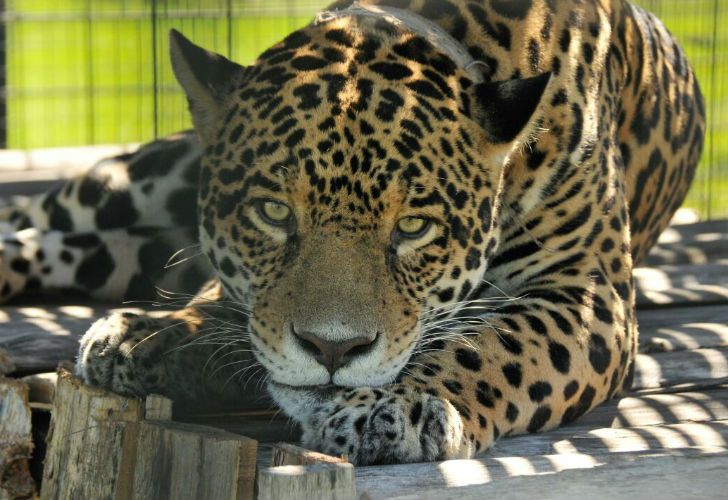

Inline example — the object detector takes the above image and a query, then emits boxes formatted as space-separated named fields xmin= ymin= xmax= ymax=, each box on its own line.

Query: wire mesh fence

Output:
xmin=0 ymin=0 xmax=726 ymax=218
xmin=3 ymin=0 xmax=328 ymax=148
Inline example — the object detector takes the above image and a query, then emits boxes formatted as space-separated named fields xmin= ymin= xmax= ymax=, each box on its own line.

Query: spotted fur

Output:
xmin=1 ymin=0 xmax=704 ymax=465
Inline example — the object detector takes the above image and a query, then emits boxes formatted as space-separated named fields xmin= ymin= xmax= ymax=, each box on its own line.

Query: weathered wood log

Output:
xmin=40 ymin=371 xmax=145 ymax=499
xmin=257 ymin=462 xmax=356 ymax=500
xmin=131 ymin=421 xmax=257 ymax=500
xmin=271 ymin=442 xmax=347 ymax=466
xmin=0 ymin=349 xmax=15 ymax=376
xmin=40 ymin=371 xmax=258 ymax=500
xmin=0 ymin=378 xmax=35 ymax=500
xmin=20 ymin=372 xmax=56 ymax=406
xmin=144 ymin=394 xmax=173 ymax=421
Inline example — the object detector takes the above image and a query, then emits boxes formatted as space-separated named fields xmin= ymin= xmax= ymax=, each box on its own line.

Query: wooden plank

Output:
xmin=257 ymin=462 xmax=356 ymax=500
xmin=645 ymin=238 xmax=728 ymax=267
xmin=580 ymin=386 xmax=728 ymax=429
xmin=6 ymin=301 xmax=725 ymax=374
xmin=488 ymin=388 xmax=728 ymax=457
xmin=638 ymin=305 xmax=728 ymax=353
xmin=633 ymin=346 xmax=728 ymax=390
xmin=373 ymin=448 xmax=728 ymax=500
xmin=652 ymin=219 xmax=728 ymax=245
xmin=0 ymin=143 xmax=138 ymax=173
xmin=634 ymin=260 xmax=728 ymax=308
xmin=355 ymin=421 xmax=728 ymax=499
xmin=271 ymin=442 xmax=348 ymax=466
xmin=0 ymin=378 xmax=35 ymax=499
xmin=644 ymin=219 xmax=728 ymax=266
xmin=0 ymin=304 xmax=128 ymax=373
xmin=0 ymin=304 xmax=163 ymax=373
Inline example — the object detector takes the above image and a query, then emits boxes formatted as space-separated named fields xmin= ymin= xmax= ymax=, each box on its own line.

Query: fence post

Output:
xmin=0 ymin=0 xmax=7 ymax=148
xmin=151 ymin=0 xmax=159 ymax=139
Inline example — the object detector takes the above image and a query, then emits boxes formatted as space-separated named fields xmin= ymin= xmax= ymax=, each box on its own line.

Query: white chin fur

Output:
xmin=332 ymin=366 xmax=399 ymax=386
xmin=267 ymin=382 xmax=327 ymax=422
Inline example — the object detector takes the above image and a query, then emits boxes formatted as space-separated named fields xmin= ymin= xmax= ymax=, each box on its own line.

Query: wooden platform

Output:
xmin=1 ymin=218 xmax=727 ymax=498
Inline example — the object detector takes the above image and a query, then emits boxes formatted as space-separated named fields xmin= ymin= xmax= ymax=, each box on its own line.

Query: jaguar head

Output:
xmin=169 ymin=15 xmax=548 ymax=412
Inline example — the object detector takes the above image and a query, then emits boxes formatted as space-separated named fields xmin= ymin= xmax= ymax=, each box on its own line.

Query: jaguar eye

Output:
xmin=395 ymin=216 xmax=431 ymax=239
xmin=257 ymin=200 xmax=292 ymax=225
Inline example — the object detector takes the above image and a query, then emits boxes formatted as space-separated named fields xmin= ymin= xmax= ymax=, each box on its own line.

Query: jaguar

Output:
xmin=0 ymin=0 xmax=705 ymax=465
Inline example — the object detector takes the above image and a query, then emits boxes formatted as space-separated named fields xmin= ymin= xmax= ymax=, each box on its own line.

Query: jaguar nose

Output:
xmin=293 ymin=329 xmax=378 ymax=374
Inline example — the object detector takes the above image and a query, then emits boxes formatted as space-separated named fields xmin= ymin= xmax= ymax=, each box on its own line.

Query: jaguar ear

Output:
xmin=169 ymin=29 xmax=244 ymax=144
xmin=472 ymin=72 xmax=551 ymax=144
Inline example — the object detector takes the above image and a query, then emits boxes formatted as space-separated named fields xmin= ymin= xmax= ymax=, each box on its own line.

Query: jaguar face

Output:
xmin=169 ymin=17 xmax=548 ymax=394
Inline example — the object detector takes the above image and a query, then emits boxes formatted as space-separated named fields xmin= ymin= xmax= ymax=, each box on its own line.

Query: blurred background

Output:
xmin=0 ymin=0 xmax=725 ymax=218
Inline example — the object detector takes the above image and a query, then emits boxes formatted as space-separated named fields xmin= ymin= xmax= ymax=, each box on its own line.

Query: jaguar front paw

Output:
xmin=76 ymin=312 xmax=174 ymax=397
xmin=301 ymin=385 xmax=471 ymax=465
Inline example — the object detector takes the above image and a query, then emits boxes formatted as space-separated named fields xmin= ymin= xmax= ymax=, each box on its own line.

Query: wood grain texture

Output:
xmin=271 ymin=442 xmax=348 ymax=466
xmin=0 ymin=378 xmax=35 ymax=499
xmin=0 ymin=304 xmax=156 ymax=373
xmin=638 ymin=305 xmax=728 ymax=353
xmin=355 ymin=422 xmax=728 ymax=499
xmin=40 ymin=371 xmax=143 ymax=500
xmin=132 ymin=421 xmax=257 ymax=500
xmin=633 ymin=347 xmax=728 ymax=389
xmin=644 ymin=219 xmax=728 ymax=266
xmin=144 ymin=394 xmax=173 ymax=421
xmin=374 ymin=448 xmax=728 ymax=500
xmin=634 ymin=260 xmax=728 ymax=307
xmin=483 ymin=385 xmax=728 ymax=457
xmin=258 ymin=463 xmax=356 ymax=500
xmin=40 ymin=372 xmax=257 ymax=500
xmin=0 ymin=349 xmax=15 ymax=376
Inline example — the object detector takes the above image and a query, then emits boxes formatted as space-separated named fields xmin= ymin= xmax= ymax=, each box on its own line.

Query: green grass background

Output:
xmin=5 ymin=0 xmax=727 ymax=218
